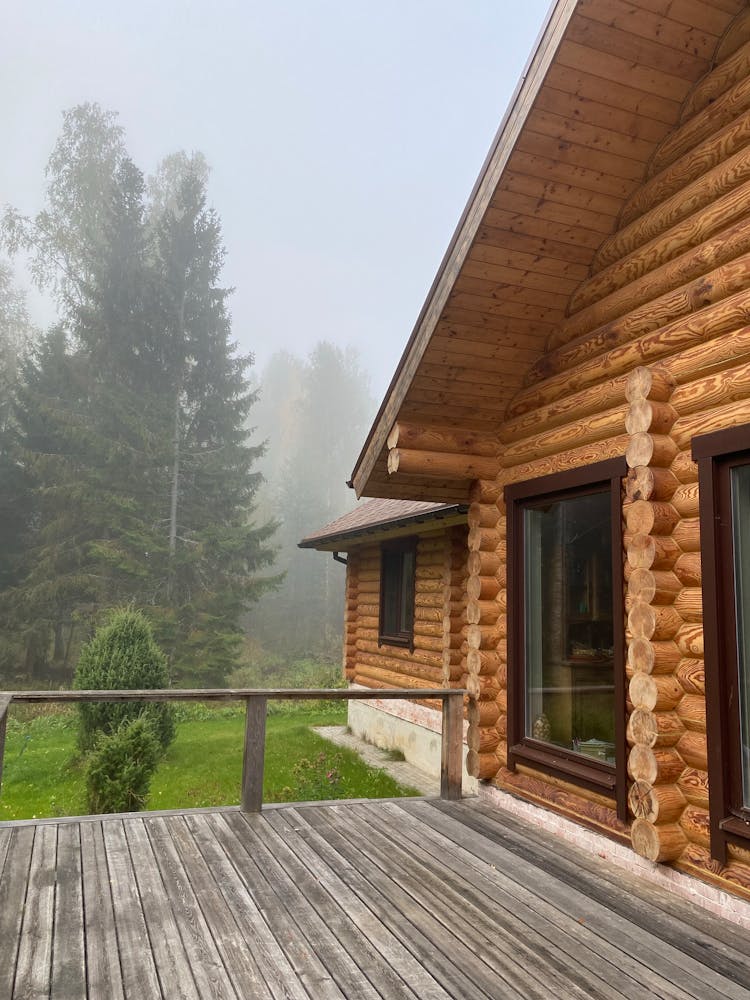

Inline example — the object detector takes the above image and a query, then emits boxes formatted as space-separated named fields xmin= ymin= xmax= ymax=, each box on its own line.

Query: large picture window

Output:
xmin=379 ymin=538 xmax=416 ymax=648
xmin=694 ymin=425 xmax=750 ymax=862
xmin=506 ymin=458 xmax=627 ymax=818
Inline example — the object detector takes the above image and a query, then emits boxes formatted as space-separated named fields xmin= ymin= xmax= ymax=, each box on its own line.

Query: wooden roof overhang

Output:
xmin=350 ymin=0 xmax=741 ymax=502
xmin=299 ymin=500 xmax=468 ymax=552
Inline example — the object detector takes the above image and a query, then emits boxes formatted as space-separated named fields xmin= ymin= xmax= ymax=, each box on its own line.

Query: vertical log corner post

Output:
xmin=465 ymin=478 xmax=503 ymax=781
xmin=625 ymin=365 xmax=688 ymax=863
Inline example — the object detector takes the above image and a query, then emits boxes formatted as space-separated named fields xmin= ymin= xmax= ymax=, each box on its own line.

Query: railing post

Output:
xmin=0 ymin=695 xmax=10 ymax=797
xmin=440 ymin=693 xmax=463 ymax=800
xmin=241 ymin=695 xmax=267 ymax=813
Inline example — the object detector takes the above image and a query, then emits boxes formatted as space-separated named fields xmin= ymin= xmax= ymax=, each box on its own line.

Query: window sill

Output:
xmin=378 ymin=634 xmax=414 ymax=650
xmin=509 ymin=739 xmax=617 ymax=796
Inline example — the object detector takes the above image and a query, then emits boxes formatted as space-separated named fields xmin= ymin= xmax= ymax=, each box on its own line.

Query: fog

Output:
xmin=0 ymin=1 xmax=551 ymax=686
xmin=3 ymin=0 xmax=550 ymax=398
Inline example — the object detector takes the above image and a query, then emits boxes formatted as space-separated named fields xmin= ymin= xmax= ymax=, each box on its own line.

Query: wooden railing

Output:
xmin=0 ymin=687 xmax=466 ymax=814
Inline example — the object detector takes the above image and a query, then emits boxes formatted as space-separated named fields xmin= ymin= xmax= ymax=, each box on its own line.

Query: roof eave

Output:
xmin=349 ymin=0 xmax=576 ymax=499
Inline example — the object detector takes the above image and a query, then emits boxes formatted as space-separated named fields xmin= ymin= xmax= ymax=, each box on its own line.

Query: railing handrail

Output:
xmin=2 ymin=687 xmax=465 ymax=703
xmin=0 ymin=686 xmax=467 ymax=814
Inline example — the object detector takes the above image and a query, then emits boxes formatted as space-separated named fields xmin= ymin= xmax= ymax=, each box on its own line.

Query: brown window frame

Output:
xmin=693 ymin=424 xmax=750 ymax=863
xmin=505 ymin=457 xmax=628 ymax=821
xmin=378 ymin=536 xmax=417 ymax=649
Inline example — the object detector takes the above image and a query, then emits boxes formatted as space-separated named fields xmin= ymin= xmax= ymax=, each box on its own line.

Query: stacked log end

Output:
xmin=625 ymin=365 xmax=688 ymax=863
xmin=442 ymin=524 xmax=469 ymax=693
xmin=343 ymin=551 xmax=359 ymax=682
xmin=465 ymin=479 xmax=503 ymax=780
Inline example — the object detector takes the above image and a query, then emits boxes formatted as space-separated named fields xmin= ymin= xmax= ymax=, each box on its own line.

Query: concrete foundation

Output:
xmin=347 ymin=690 xmax=478 ymax=795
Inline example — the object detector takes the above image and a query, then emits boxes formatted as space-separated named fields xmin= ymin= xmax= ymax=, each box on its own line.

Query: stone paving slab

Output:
xmin=313 ymin=725 xmax=439 ymax=796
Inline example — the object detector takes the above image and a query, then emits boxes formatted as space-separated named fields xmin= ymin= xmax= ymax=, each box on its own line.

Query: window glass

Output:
xmin=523 ymin=489 xmax=615 ymax=763
xmin=380 ymin=541 xmax=415 ymax=645
xmin=731 ymin=464 xmax=750 ymax=808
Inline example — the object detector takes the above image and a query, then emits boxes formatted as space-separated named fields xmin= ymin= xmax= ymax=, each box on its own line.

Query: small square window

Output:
xmin=379 ymin=538 xmax=416 ymax=648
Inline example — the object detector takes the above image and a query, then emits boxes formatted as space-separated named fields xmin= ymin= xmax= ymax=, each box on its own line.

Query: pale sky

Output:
xmin=2 ymin=1 xmax=551 ymax=397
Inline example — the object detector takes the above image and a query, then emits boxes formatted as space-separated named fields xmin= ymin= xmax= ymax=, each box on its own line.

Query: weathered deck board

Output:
xmin=1 ymin=799 xmax=749 ymax=999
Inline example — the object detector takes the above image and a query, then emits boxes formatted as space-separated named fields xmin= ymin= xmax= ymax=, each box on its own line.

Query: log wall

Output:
xmin=346 ymin=527 xmax=468 ymax=708
xmin=475 ymin=12 xmax=750 ymax=897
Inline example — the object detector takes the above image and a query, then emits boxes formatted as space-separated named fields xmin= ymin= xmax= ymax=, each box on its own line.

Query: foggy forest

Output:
xmin=0 ymin=103 xmax=375 ymax=691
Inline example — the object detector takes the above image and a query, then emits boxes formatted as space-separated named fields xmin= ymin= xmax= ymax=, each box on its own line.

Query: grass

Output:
xmin=0 ymin=702 xmax=419 ymax=821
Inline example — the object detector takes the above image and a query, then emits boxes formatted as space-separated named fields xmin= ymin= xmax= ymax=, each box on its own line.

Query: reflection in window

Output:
xmin=731 ymin=464 xmax=750 ymax=808
xmin=524 ymin=490 xmax=615 ymax=763
xmin=379 ymin=540 xmax=416 ymax=646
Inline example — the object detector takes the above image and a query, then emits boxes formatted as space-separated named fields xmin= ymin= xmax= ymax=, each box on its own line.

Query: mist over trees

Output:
xmin=248 ymin=344 xmax=375 ymax=663
xmin=0 ymin=103 xmax=277 ymax=686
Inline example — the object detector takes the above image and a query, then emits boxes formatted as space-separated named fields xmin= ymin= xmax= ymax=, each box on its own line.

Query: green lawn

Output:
xmin=0 ymin=702 xmax=419 ymax=821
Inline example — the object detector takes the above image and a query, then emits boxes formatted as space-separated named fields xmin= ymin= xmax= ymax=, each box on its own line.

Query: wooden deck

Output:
xmin=2 ymin=798 xmax=750 ymax=1000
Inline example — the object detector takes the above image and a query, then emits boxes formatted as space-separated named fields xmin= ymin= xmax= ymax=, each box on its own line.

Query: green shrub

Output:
xmin=74 ymin=608 xmax=175 ymax=753
xmin=85 ymin=717 xmax=160 ymax=814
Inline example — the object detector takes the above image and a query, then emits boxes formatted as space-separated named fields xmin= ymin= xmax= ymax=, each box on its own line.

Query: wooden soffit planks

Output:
xmin=351 ymin=0 xmax=738 ymax=501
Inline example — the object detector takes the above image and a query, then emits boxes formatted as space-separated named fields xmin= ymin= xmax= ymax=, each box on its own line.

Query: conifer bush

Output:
xmin=74 ymin=608 xmax=175 ymax=754
xmin=85 ymin=717 xmax=160 ymax=814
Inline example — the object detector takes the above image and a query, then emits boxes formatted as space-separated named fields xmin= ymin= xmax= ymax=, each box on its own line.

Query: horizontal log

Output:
xmin=676 ymin=694 xmax=706 ymax=734
xmin=467 ymin=550 xmax=501 ymax=577
xmin=627 ymin=568 xmax=681 ymax=605
xmin=671 ymin=350 xmax=750 ymax=417
xmin=628 ymin=781 xmax=686 ymax=825
xmin=671 ymin=515 xmax=701 ymax=553
xmin=625 ymin=501 xmax=680 ymax=537
xmin=677 ymin=767 xmax=709 ymax=811
xmin=627 ymin=603 xmax=682 ymax=642
xmin=675 ymin=624 xmax=704 ymax=658
xmin=466 ymin=749 xmax=500 ymax=781
xmin=466 ymin=622 xmax=505 ymax=651
xmin=626 ymin=533 xmax=681 ymax=570
xmin=652 ymin=73 xmax=750 ymax=178
xmin=355 ymin=659 xmax=443 ymax=686
xmin=597 ymin=145 xmax=750 ymax=271
xmin=355 ymin=641 xmax=443 ymax=670
xmin=625 ymin=400 xmax=677 ymax=436
xmin=467 ymin=502 xmax=498 ymax=530
xmin=625 ymin=466 xmax=679 ymax=503
xmin=499 ymin=436 xmax=630 ymax=485
xmin=500 ymin=376 xmax=628 ymax=447
xmin=627 ymin=637 xmax=681 ymax=676
xmin=631 ymin=818 xmax=686 ymax=863
xmin=583 ymin=178 xmax=750 ymax=311
xmin=626 ymin=366 xmax=676 ymax=405
xmin=671 ymin=450 xmax=698 ymax=484
xmin=673 ymin=396 xmax=750 ymax=450
xmin=676 ymin=658 xmax=705 ymax=696
xmin=670 ymin=484 xmax=700 ymax=518
xmin=629 ymin=673 xmax=684 ymax=713
xmin=467 ymin=725 xmax=499 ymax=754
xmin=626 ymin=433 xmax=679 ymax=470
xmin=673 ymin=588 xmax=703 ymax=623
xmin=387 ymin=421 xmax=497 ymax=457
xmin=466 ymin=647 xmax=505 ymax=678
xmin=628 ymin=745 xmax=685 ymax=785
xmin=466 ymin=575 xmax=500 ymax=602
xmin=627 ymin=709 xmax=685 ymax=748
xmin=468 ymin=478 xmax=503 ymax=506
xmin=466 ymin=673 xmax=501 ymax=702
xmin=467 ymin=698 xmax=501 ymax=728
xmin=680 ymin=38 xmax=750 ymax=123
xmin=466 ymin=599 xmax=500 ymax=627
xmin=515 ymin=287 xmax=750 ymax=420
xmin=677 ymin=731 xmax=708 ymax=772
xmin=499 ymin=405 xmax=628 ymax=468
xmin=622 ymin=107 xmax=750 ymax=227
xmin=388 ymin=447 xmax=497 ymax=481
xmin=679 ymin=804 xmax=711 ymax=850
xmin=468 ymin=526 xmax=503 ymax=553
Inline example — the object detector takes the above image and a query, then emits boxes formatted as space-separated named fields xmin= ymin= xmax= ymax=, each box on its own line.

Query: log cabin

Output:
xmin=299 ymin=498 xmax=476 ymax=787
xmin=309 ymin=0 xmax=750 ymax=909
